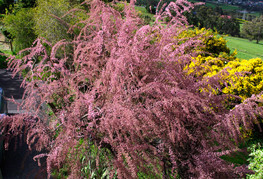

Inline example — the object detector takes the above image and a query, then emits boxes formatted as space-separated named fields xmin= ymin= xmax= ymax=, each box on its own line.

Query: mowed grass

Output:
xmin=224 ymin=36 xmax=263 ymax=60
xmin=205 ymin=2 xmax=239 ymax=11
xmin=189 ymin=0 xmax=240 ymax=11
xmin=135 ymin=6 xmax=154 ymax=19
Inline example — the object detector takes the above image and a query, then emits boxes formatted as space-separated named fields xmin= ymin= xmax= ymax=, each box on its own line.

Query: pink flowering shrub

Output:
xmin=1 ymin=0 xmax=263 ymax=178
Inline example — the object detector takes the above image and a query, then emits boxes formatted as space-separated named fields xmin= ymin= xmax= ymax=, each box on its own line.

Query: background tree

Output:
xmin=0 ymin=0 xmax=14 ymax=14
xmin=33 ymin=0 xmax=83 ymax=45
xmin=16 ymin=0 xmax=36 ymax=8
xmin=241 ymin=16 xmax=263 ymax=43
xmin=193 ymin=6 xmax=219 ymax=30
xmin=0 ymin=0 xmax=36 ymax=13
xmin=2 ymin=7 xmax=36 ymax=51
xmin=1 ymin=0 xmax=85 ymax=53
xmin=217 ymin=16 xmax=240 ymax=36
xmin=186 ymin=5 xmax=240 ymax=36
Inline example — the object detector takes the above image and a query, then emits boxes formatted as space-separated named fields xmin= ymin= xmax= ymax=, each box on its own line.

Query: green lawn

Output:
xmin=135 ymin=6 xmax=154 ymax=18
xmin=205 ymin=2 xmax=240 ymax=11
xmin=224 ymin=36 xmax=263 ymax=60
xmin=134 ymin=5 xmax=155 ymax=25
xmin=189 ymin=0 xmax=240 ymax=11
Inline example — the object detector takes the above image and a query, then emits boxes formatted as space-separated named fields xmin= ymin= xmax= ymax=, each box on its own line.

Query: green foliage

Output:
xmin=135 ymin=6 xmax=154 ymax=25
xmin=0 ymin=51 xmax=7 ymax=69
xmin=217 ymin=17 xmax=240 ymax=37
xmin=34 ymin=0 xmax=73 ymax=44
xmin=51 ymin=165 xmax=69 ymax=179
xmin=17 ymin=0 xmax=36 ymax=8
xmin=135 ymin=0 xmax=173 ymax=14
xmin=113 ymin=2 xmax=125 ymax=12
xmin=220 ymin=151 xmax=249 ymax=166
xmin=192 ymin=6 xmax=219 ymax=30
xmin=2 ymin=0 xmax=87 ymax=52
xmin=186 ymin=5 xmax=240 ymax=36
xmin=114 ymin=3 xmax=154 ymax=25
xmin=221 ymin=130 xmax=263 ymax=174
xmin=0 ymin=0 xmax=14 ymax=14
xmin=79 ymin=141 xmax=113 ymax=178
xmin=241 ymin=16 xmax=263 ymax=44
xmin=247 ymin=143 xmax=263 ymax=179
xmin=0 ymin=0 xmax=36 ymax=12
xmin=236 ymin=18 xmax=247 ymax=24
xmin=52 ymin=139 xmax=114 ymax=178
xmin=2 ymin=7 xmax=36 ymax=52
xmin=33 ymin=0 xmax=87 ymax=44
xmin=188 ymin=0 xmax=240 ymax=11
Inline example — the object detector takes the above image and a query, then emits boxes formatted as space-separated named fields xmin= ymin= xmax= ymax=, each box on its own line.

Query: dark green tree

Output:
xmin=0 ymin=0 xmax=14 ymax=14
xmin=0 ymin=0 xmax=36 ymax=13
xmin=214 ymin=6 xmax=223 ymax=15
xmin=187 ymin=6 xmax=219 ymax=30
xmin=186 ymin=5 xmax=240 ymax=36
xmin=17 ymin=0 xmax=36 ymax=8
xmin=217 ymin=17 xmax=240 ymax=36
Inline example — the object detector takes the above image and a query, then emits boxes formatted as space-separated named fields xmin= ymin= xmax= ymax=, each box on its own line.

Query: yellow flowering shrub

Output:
xmin=184 ymin=29 xmax=263 ymax=139
xmin=150 ymin=27 xmax=262 ymax=102
xmin=186 ymin=54 xmax=263 ymax=138
xmin=187 ymin=55 xmax=225 ymax=77
xmin=186 ymin=55 xmax=263 ymax=101
xmin=222 ymin=58 xmax=263 ymax=100
xmin=178 ymin=28 xmax=230 ymax=56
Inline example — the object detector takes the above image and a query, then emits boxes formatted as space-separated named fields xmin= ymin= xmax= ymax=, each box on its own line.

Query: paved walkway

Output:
xmin=0 ymin=69 xmax=24 ymax=114
xmin=0 ymin=69 xmax=47 ymax=178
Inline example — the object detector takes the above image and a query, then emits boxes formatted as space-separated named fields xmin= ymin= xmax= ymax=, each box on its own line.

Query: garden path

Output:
xmin=0 ymin=69 xmax=48 ymax=179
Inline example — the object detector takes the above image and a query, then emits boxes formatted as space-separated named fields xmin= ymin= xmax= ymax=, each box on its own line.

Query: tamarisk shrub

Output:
xmin=1 ymin=0 xmax=263 ymax=178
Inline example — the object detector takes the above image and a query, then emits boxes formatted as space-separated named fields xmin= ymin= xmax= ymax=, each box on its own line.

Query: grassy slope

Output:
xmin=189 ymin=0 xmax=240 ymax=11
xmin=224 ymin=36 xmax=263 ymax=60
xmin=205 ymin=2 xmax=239 ymax=11
xmin=134 ymin=6 xmax=154 ymax=19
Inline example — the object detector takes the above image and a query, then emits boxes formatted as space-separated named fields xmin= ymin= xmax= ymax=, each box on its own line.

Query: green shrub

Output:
xmin=33 ymin=0 xmax=72 ymax=44
xmin=52 ymin=138 xmax=115 ymax=178
xmin=0 ymin=51 xmax=7 ymax=69
xmin=34 ymin=0 xmax=86 ymax=45
xmin=247 ymin=143 xmax=263 ymax=179
xmin=2 ymin=7 xmax=36 ymax=52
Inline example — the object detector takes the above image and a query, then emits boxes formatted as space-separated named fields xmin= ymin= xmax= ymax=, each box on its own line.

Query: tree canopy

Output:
xmin=241 ymin=16 xmax=263 ymax=44
xmin=0 ymin=0 xmax=36 ymax=13
xmin=186 ymin=5 xmax=240 ymax=36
